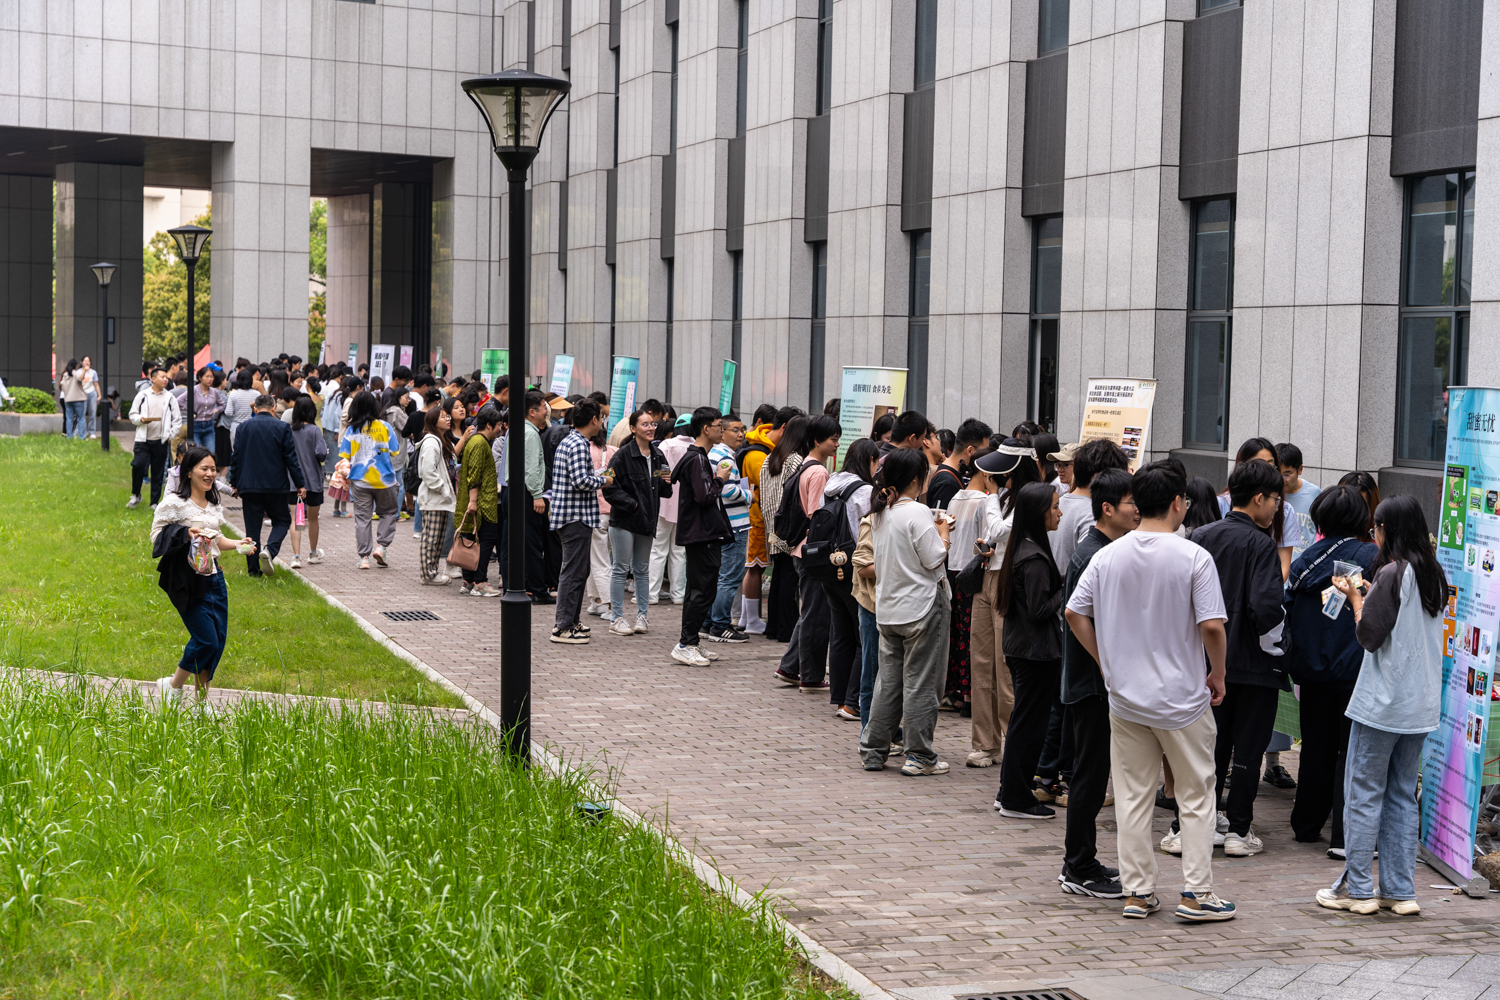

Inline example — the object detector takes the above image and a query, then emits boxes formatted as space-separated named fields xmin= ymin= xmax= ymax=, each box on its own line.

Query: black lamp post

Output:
xmin=462 ymin=69 xmax=570 ymax=760
xmin=89 ymin=262 xmax=117 ymax=452
xmin=167 ymin=224 xmax=211 ymax=429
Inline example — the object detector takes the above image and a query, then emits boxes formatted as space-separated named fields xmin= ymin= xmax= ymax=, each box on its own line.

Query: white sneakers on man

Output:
xmin=671 ymin=644 xmax=711 ymax=666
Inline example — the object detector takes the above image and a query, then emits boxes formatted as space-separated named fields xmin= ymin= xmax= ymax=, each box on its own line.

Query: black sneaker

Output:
xmin=1263 ymin=764 xmax=1297 ymax=789
xmin=531 ymin=593 xmax=557 ymax=605
xmin=549 ymin=625 xmax=590 ymax=644
xmin=701 ymin=625 xmax=748 ymax=643
xmin=996 ymin=801 xmax=1056 ymax=820
xmin=1059 ymin=867 xmax=1125 ymax=898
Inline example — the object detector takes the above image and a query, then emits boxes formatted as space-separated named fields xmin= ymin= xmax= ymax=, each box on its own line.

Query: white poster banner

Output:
xmin=1079 ymin=377 xmax=1158 ymax=472
xmin=369 ymin=344 xmax=396 ymax=385
xmin=838 ymin=366 xmax=908 ymax=466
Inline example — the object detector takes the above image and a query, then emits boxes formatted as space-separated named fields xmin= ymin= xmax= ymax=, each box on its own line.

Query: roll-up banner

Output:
xmin=609 ymin=356 xmax=641 ymax=435
xmin=369 ymin=344 xmax=396 ymax=385
xmin=1078 ymin=377 xmax=1157 ymax=472
xmin=838 ymin=366 xmax=907 ymax=466
xmin=480 ymin=349 xmax=508 ymax=394
xmin=550 ymin=354 xmax=576 ymax=396
xmin=719 ymin=360 xmax=738 ymax=414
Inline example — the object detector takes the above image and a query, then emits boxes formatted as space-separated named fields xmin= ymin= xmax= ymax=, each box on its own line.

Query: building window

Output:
xmin=1038 ymin=0 xmax=1069 ymax=55
xmin=731 ymin=250 xmax=744 ymax=411
xmin=908 ymin=231 xmax=931 ymax=414
xmin=1028 ymin=215 xmax=1061 ymax=431
xmin=815 ymin=0 xmax=833 ymax=116
xmin=1183 ymin=198 xmax=1233 ymax=450
xmin=609 ymin=263 xmax=617 ymax=360
xmin=669 ymin=24 xmax=679 ymax=152
xmin=736 ymin=0 xmax=749 ymax=135
xmin=665 ymin=258 xmax=675 ymax=404
xmin=1397 ymin=172 xmax=1474 ymax=466
xmin=914 ymin=0 xmax=937 ymax=89
xmin=810 ymin=243 xmax=828 ymax=411
xmin=1198 ymin=0 xmax=1241 ymax=14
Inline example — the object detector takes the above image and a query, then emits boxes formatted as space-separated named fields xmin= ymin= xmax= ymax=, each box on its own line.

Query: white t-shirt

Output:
xmin=1066 ymin=530 xmax=1227 ymax=730
xmin=872 ymin=498 xmax=950 ymax=626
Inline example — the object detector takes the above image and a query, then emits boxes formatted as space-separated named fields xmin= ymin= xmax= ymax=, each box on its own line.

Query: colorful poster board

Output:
xmin=719 ymin=360 xmax=737 ymax=414
xmin=550 ymin=354 xmax=575 ymax=396
xmin=480 ymin=348 xmax=508 ymax=394
xmin=609 ymin=356 xmax=640 ymax=436
xmin=369 ymin=344 xmax=395 ymax=385
xmin=398 ymin=346 xmax=413 ymax=370
xmin=838 ymin=366 xmax=907 ymax=466
xmin=1422 ymin=386 xmax=1500 ymax=884
xmin=1078 ymin=377 xmax=1157 ymax=472
xmin=346 ymin=342 xmax=359 ymax=368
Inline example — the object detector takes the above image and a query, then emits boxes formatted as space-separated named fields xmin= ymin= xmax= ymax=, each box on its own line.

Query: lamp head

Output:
xmin=167 ymin=224 xmax=212 ymax=263
xmin=90 ymin=262 xmax=117 ymax=287
xmin=461 ymin=70 xmax=570 ymax=171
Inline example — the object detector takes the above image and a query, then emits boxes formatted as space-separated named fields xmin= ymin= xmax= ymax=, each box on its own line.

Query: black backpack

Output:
xmin=735 ymin=440 xmax=770 ymax=470
xmin=772 ymin=462 xmax=815 ymax=548
xmin=802 ymin=481 xmax=864 ymax=586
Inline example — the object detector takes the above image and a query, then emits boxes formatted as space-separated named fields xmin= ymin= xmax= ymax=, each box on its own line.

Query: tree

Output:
xmin=141 ymin=209 xmax=211 ymax=361
xmin=308 ymin=199 xmax=328 ymax=361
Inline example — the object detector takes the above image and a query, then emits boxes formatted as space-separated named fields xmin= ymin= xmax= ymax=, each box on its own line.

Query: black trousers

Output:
xmin=545 ymin=527 xmax=563 ymax=589
xmin=1036 ymin=701 xmax=1075 ymax=782
xmin=825 ymin=581 xmax=862 ymax=706
xmin=131 ymin=439 xmax=170 ymax=503
xmin=239 ymin=491 xmax=291 ymax=573
xmin=765 ymin=551 xmax=800 ymax=642
xmin=1212 ymin=681 xmax=1281 ymax=835
xmin=997 ymin=657 xmax=1062 ymax=811
xmin=215 ymin=425 xmax=233 ymax=474
xmin=1063 ymin=694 xmax=1112 ymax=877
xmin=499 ymin=487 xmax=550 ymax=593
xmin=461 ymin=515 xmax=500 ymax=584
xmin=1290 ymin=679 xmax=1356 ymax=848
xmin=680 ymin=541 xmax=722 ymax=647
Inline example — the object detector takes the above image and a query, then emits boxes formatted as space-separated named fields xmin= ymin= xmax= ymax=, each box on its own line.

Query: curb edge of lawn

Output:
xmin=292 ymin=570 xmax=894 ymax=1000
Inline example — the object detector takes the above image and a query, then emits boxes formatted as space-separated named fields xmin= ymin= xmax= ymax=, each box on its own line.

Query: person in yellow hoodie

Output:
xmin=738 ymin=404 xmax=784 ymax=634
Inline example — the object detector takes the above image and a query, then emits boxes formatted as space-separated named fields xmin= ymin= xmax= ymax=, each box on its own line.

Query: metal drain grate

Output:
xmin=953 ymin=991 xmax=1083 ymax=1000
xmin=381 ymin=610 xmax=443 ymax=622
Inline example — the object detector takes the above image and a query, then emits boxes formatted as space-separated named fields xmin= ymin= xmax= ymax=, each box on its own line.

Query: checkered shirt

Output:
xmin=549 ymin=430 xmax=608 ymax=529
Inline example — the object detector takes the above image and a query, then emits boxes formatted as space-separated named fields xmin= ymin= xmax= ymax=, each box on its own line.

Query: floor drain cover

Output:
xmin=953 ymin=991 xmax=1082 ymax=1000
xmin=381 ymin=610 xmax=443 ymax=622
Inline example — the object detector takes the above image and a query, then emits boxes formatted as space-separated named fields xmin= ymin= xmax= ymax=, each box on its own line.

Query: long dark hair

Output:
xmin=1001 ymin=442 xmax=1044 ymax=516
xmin=174 ymin=445 xmax=221 ymax=505
xmin=767 ymin=415 xmax=809 ymax=477
xmin=997 ymin=481 xmax=1060 ymax=613
xmin=1338 ymin=470 xmax=1382 ymax=543
xmin=423 ymin=405 xmax=456 ymax=460
xmin=1182 ymin=476 xmax=1222 ymax=533
xmin=842 ymin=439 xmax=881 ymax=486
xmin=1371 ymin=495 xmax=1446 ymax=617
xmin=1225 ymin=437 xmax=1283 ymax=543
xmin=290 ymin=395 xmax=317 ymax=430
xmin=347 ymin=389 xmax=382 ymax=433
xmin=870 ymin=447 xmax=928 ymax=515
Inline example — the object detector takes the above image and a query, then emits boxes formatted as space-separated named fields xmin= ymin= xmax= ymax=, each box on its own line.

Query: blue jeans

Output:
xmin=179 ymin=571 xmax=229 ymax=680
xmin=85 ymin=392 xmax=98 ymax=435
xmin=64 ymin=400 xmax=86 ymax=438
xmin=1337 ymin=720 xmax=1425 ymax=900
xmin=708 ymin=530 xmax=748 ymax=629
xmin=858 ymin=605 xmax=880 ymax=727
xmin=609 ymin=526 xmax=652 ymax=619
xmin=192 ymin=420 xmax=217 ymax=450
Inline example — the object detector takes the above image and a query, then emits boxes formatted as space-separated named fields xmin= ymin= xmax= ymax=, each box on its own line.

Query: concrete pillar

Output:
xmin=0 ymin=176 xmax=56 ymax=392
xmin=55 ymin=163 xmax=144 ymax=397
xmin=325 ymin=194 xmax=371 ymax=368
xmin=372 ymin=182 xmax=417 ymax=353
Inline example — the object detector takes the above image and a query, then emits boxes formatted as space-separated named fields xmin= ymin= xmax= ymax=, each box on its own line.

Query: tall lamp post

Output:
xmin=167 ymin=224 xmax=212 ymax=430
xmin=462 ymin=69 xmax=570 ymax=760
xmin=89 ymin=263 xmax=117 ymax=452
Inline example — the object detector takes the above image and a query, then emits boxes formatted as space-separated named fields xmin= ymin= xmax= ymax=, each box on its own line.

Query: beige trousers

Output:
xmin=1110 ymin=708 xmax=1219 ymax=898
xmin=968 ymin=568 xmax=1014 ymax=755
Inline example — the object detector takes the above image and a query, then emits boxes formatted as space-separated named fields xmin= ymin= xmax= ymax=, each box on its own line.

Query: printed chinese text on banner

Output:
xmin=1079 ymin=378 xmax=1157 ymax=472
xmin=838 ymin=367 xmax=907 ymax=466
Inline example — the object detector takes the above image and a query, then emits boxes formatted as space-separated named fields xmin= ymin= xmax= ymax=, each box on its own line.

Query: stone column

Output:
xmin=0 ymin=176 xmax=56 ymax=393
xmin=324 ymin=194 xmax=371 ymax=369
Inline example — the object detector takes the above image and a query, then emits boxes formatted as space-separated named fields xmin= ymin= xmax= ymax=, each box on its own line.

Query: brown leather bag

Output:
xmin=445 ymin=510 xmax=481 ymax=573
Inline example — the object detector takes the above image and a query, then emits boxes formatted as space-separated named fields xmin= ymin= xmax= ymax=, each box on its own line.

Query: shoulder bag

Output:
xmin=445 ymin=509 xmax=482 ymax=573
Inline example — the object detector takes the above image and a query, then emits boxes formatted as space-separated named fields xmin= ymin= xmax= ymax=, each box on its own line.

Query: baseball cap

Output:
xmin=1048 ymin=442 xmax=1079 ymax=463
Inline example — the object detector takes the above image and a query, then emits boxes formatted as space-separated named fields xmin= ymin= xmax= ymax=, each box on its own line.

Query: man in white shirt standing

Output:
xmin=1065 ymin=460 xmax=1236 ymax=923
xmin=127 ymin=365 xmax=182 ymax=509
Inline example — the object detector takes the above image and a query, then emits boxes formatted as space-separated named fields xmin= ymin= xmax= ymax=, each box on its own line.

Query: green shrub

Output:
xmin=2 ymin=386 xmax=57 ymax=415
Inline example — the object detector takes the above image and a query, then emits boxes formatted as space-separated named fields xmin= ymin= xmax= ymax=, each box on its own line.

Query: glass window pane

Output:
xmin=1033 ymin=216 xmax=1062 ymax=315
xmin=1396 ymin=315 xmax=1454 ymax=464
xmin=1456 ymin=312 xmax=1469 ymax=386
xmin=914 ymin=0 xmax=937 ymax=87
xmin=1183 ymin=319 xmax=1229 ymax=449
xmin=910 ymin=230 xmax=931 ymax=318
xmin=1039 ymin=0 xmax=1069 ymax=55
xmin=1192 ymin=199 xmax=1232 ymax=312
xmin=813 ymin=243 xmax=828 ymax=320
xmin=732 ymin=251 xmax=743 ymax=322
xmin=1199 ymin=0 xmax=1240 ymax=13
xmin=1460 ymin=172 xmax=1474 ymax=306
xmin=1406 ymin=173 xmax=1458 ymax=307
xmin=908 ymin=319 xmax=929 ymax=413
xmin=1029 ymin=318 xmax=1059 ymax=432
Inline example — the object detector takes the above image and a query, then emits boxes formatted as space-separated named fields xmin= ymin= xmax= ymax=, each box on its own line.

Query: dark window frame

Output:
xmin=736 ymin=0 xmax=749 ymax=135
xmin=731 ymin=250 xmax=744 ymax=412
xmin=810 ymin=242 xmax=828 ymax=412
xmin=1198 ymin=0 xmax=1241 ymax=15
xmin=908 ymin=229 xmax=931 ymax=414
xmin=1027 ymin=215 xmax=1061 ymax=431
xmin=1182 ymin=197 xmax=1234 ymax=452
xmin=914 ymin=0 xmax=937 ymax=89
xmin=816 ymin=0 xmax=833 ymax=116
xmin=1038 ymin=0 xmax=1069 ymax=56
xmin=669 ymin=24 xmax=679 ymax=152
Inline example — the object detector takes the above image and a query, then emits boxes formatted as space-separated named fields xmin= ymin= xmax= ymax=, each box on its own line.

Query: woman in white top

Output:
xmin=149 ymin=444 xmax=255 ymax=708
xmin=79 ymin=356 xmax=101 ymax=438
xmin=415 ymin=405 xmax=458 ymax=584
xmin=858 ymin=448 xmax=952 ymax=776
xmin=224 ymin=368 xmax=261 ymax=448
xmin=58 ymin=359 xmax=89 ymax=439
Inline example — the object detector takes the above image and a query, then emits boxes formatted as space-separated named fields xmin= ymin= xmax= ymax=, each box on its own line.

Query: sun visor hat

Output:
xmin=974 ymin=438 xmax=1034 ymax=478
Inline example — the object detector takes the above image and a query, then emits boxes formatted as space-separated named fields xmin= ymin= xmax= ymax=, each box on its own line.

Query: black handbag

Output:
xmin=955 ymin=545 xmax=990 ymax=595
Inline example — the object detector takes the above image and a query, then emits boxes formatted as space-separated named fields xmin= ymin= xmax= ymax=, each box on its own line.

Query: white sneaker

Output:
xmin=610 ymin=617 xmax=635 ymax=636
xmin=127 ymin=495 xmax=141 ymax=509
xmin=965 ymin=751 xmax=998 ymax=768
xmin=1222 ymin=828 xmax=1264 ymax=857
xmin=671 ymin=644 xmax=711 ymax=666
xmin=586 ymin=601 xmax=606 ymax=616
xmin=259 ymin=551 xmax=275 ymax=576
xmin=1215 ymin=810 xmax=1229 ymax=846
xmin=290 ymin=555 xmax=302 ymax=569
xmin=634 ymin=614 xmax=649 ymax=634
xmin=308 ymin=549 xmax=324 ymax=564
xmin=422 ymin=574 xmax=452 ymax=586
xmin=156 ymin=676 xmax=181 ymax=705
xmin=1160 ymin=829 xmax=1182 ymax=856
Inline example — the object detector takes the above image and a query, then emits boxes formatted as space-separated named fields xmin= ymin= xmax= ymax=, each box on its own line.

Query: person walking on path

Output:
xmin=859 ymin=448 xmax=953 ymax=776
xmin=500 ymin=390 xmax=553 ymax=602
xmin=1065 ymin=460 xmax=1235 ymax=923
xmin=603 ymin=409 xmax=673 ymax=635
xmin=339 ymin=390 xmax=398 ymax=571
xmin=150 ymin=444 xmax=253 ymax=709
xmin=668 ymin=407 xmax=736 ymax=666
xmin=416 ymin=404 xmax=459 ymax=586
xmin=457 ymin=406 xmax=504 ymax=597
xmin=549 ymin=400 xmax=614 ymax=643
xmin=128 ymin=366 xmax=183 ymax=509
xmin=225 ymin=368 xmax=260 ymax=449
xmin=286 ymin=396 xmax=328 ymax=569
xmin=188 ymin=367 xmax=225 ymax=450
xmin=1316 ymin=494 xmax=1445 ymax=917
xmin=59 ymin=359 xmax=89 ymax=439
xmin=703 ymin=412 xmax=752 ymax=642
xmin=229 ymin=394 xmax=307 ymax=577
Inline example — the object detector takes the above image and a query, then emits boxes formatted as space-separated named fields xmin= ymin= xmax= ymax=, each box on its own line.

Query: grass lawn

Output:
xmin=0 ymin=436 xmax=458 ymax=707
xmin=0 ymin=679 xmax=844 ymax=1000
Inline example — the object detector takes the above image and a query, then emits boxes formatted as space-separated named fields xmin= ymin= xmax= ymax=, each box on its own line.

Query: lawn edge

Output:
xmin=292 ymin=568 xmax=892 ymax=1000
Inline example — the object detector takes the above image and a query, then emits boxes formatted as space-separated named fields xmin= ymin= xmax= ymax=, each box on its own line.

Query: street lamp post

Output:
xmin=89 ymin=263 xmax=117 ymax=452
xmin=167 ymin=224 xmax=212 ymax=431
xmin=462 ymin=69 xmax=571 ymax=760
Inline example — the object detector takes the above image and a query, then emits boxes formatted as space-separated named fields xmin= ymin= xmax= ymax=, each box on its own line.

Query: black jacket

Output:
xmin=540 ymin=421 xmax=570 ymax=490
xmin=1001 ymin=536 xmax=1064 ymax=661
xmin=230 ymin=412 xmax=306 ymax=493
xmin=153 ymin=523 xmax=209 ymax=617
xmin=1061 ymin=526 xmax=1111 ymax=704
xmin=1284 ymin=535 xmax=1378 ymax=684
xmin=672 ymin=444 xmax=734 ymax=546
xmin=1190 ymin=510 xmax=1289 ymax=689
xmin=603 ymin=441 xmax=673 ymax=536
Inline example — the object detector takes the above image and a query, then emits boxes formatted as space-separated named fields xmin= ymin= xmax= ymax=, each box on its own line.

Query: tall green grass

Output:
xmin=0 ymin=676 xmax=840 ymax=999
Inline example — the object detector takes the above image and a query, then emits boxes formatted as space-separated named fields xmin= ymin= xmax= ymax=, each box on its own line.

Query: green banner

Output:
xmin=718 ymin=360 xmax=737 ymax=414
xmin=480 ymin=348 xmax=508 ymax=394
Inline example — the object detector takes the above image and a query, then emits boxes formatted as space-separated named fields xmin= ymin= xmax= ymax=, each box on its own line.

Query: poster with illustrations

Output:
xmin=838 ymin=367 xmax=908 ymax=466
xmin=1079 ymin=378 xmax=1157 ymax=472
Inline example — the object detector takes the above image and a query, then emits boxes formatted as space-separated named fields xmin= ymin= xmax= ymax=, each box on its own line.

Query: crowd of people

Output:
xmin=131 ymin=349 xmax=1447 ymax=925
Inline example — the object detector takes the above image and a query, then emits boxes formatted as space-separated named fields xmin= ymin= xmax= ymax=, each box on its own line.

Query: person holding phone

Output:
xmin=603 ymin=409 xmax=674 ymax=634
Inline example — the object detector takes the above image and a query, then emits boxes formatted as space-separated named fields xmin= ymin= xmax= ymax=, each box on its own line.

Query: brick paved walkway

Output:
xmin=245 ymin=508 xmax=1500 ymax=993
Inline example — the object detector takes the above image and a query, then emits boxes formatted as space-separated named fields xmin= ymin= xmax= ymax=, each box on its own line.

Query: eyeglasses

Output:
xmin=1182 ymin=497 xmax=1192 ymax=509
xmin=638 ymin=421 xmax=657 ymax=429
xmin=1117 ymin=500 xmax=1138 ymax=509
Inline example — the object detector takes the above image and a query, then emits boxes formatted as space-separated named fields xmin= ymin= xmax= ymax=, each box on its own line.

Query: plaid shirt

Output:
xmin=549 ymin=430 xmax=608 ymax=529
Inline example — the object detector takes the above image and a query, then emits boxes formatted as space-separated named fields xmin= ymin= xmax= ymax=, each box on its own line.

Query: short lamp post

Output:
xmin=167 ymin=224 xmax=211 ymax=430
xmin=89 ymin=262 xmax=117 ymax=452
xmin=461 ymin=69 xmax=571 ymax=760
